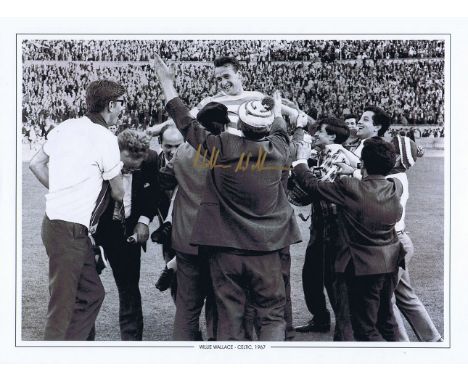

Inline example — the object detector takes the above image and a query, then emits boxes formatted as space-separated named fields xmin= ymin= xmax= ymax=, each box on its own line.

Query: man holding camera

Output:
xmin=293 ymin=136 xmax=404 ymax=341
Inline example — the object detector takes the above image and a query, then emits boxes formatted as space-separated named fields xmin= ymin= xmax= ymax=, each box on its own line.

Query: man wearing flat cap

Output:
xmin=153 ymin=54 xmax=301 ymax=341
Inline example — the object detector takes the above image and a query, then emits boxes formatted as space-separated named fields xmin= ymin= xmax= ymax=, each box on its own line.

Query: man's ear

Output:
xmin=107 ymin=100 xmax=114 ymax=112
xmin=330 ymin=133 xmax=336 ymax=142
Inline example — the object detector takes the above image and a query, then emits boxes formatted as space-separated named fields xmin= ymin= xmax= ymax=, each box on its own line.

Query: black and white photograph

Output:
xmin=18 ymin=35 xmax=447 ymax=346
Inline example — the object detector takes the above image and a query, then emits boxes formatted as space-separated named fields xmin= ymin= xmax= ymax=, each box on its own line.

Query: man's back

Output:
xmin=167 ymin=97 xmax=301 ymax=252
xmin=337 ymin=175 xmax=403 ymax=245
xmin=293 ymin=164 xmax=403 ymax=275
xmin=44 ymin=116 xmax=121 ymax=228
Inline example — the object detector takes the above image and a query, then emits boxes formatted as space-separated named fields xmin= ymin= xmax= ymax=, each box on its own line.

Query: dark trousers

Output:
xmin=244 ymin=248 xmax=294 ymax=340
xmin=344 ymin=262 xmax=398 ymax=341
xmin=302 ymin=233 xmax=335 ymax=322
xmin=41 ymin=216 xmax=105 ymax=340
xmin=333 ymin=276 xmax=354 ymax=341
xmin=303 ymin=229 xmax=354 ymax=340
xmin=208 ymin=248 xmax=286 ymax=341
xmin=173 ymin=251 xmax=217 ymax=341
xmin=103 ymin=221 xmax=143 ymax=341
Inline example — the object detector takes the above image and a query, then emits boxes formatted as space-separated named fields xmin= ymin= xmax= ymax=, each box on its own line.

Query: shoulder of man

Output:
xmin=144 ymin=149 xmax=160 ymax=166
xmin=386 ymin=175 xmax=404 ymax=197
xmin=43 ymin=117 xmax=83 ymax=146
xmin=333 ymin=174 xmax=361 ymax=191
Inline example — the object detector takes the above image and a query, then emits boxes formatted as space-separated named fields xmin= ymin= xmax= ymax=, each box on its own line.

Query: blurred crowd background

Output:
xmin=21 ymin=39 xmax=445 ymax=148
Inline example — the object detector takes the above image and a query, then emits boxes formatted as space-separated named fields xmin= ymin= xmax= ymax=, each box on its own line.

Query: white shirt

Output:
xmin=353 ymin=138 xmax=366 ymax=159
xmin=190 ymin=90 xmax=264 ymax=127
xmin=122 ymin=173 xmax=133 ymax=218
xmin=386 ymin=172 xmax=409 ymax=232
xmin=114 ymin=172 xmax=151 ymax=226
xmin=43 ymin=116 xmax=123 ymax=228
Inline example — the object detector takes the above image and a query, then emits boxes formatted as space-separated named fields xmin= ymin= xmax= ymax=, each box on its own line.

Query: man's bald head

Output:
xmin=161 ymin=123 xmax=184 ymax=162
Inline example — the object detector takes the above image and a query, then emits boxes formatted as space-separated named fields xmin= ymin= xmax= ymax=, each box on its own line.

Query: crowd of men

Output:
xmin=28 ymin=48 xmax=442 ymax=342
xmin=22 ymin=42 xmax=445 ymax=150
xmin=23 ymin=39 xmax=445 ymax=62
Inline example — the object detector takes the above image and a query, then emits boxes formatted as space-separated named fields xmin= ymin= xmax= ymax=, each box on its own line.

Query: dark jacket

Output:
xmin=166 ymin=97 xmax=302 ymax=252
xmin=293 ymin=163 xmax=403 ymax=276
xmin=95 ymin=149 xmax=161 ymax=251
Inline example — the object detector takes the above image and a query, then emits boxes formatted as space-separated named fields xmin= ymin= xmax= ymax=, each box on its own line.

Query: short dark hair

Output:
xmin=196 ymin=102 xmax=230 ymax=135
xmin=118 ymin=129 xmax=150 ymax=159
xmin=343 ymin=114 xmax=357 ymax=121
xmin=363 ymin=106 xmax=391 ymax=137
xmin=361 ymin=136 xmax=396 ymax=176
xmin=309 ymin=106 xmax=319 ymax=120
xmin=318 ymin=117 xmax=350 ymax=144
xmin=213 ymin=56 xmax=241 ymax=72
xmin=86 ymin=80 xmax=125 ymax=113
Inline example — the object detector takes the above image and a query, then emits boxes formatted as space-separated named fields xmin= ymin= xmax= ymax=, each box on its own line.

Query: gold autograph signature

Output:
xmin=192 ymin=144 xmax=290 ymax=172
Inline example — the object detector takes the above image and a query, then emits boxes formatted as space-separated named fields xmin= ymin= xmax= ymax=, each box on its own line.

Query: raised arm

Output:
xmin=268 ymin=91 xmax=290 ymax=147
xmin=153 ymin=54 xmax=218 ymax=153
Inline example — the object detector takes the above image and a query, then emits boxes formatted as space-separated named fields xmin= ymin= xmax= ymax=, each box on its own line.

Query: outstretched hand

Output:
xmin=281 ymin=98 xmax=299 ymax=110
xmin=146 ymin=120 xmax=173 ymax=137
xmin=153 ymin=54 xmax=174 ymax=84
xmin=334 ymin=162 xmax=355 ymax=176
xmin=296 ymin=112 xmax=309 ymax=128
xmin=153 ymin=53 xmax=178 ymax=102
xmin=273 ymin=90 xmax=282 ymax=117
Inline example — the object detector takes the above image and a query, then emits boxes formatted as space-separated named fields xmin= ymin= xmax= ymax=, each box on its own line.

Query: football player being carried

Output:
xmin=191 ymin=56 xmax=314 ymax=134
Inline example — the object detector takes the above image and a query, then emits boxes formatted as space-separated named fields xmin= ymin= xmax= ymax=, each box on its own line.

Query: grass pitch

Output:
xmin=20 ymin=155 xmax=444 ymax=342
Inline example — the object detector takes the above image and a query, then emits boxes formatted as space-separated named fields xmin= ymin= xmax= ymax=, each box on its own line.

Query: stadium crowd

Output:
xmin=22 ymin=39 xmax=445 ymax=62
xmin=28 ymin=43 xmax=444 ymax=343
xmin=22 ymin=51 xmax=444 ymax=146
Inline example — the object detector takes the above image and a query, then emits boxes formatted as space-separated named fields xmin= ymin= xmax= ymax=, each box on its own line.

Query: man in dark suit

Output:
xmin=153 ymin=54 xmax=302 ymax=341
xmin=94 ymin=129 xmax=161 ymax=341
xmin=293 ymin=136 xmax=404 ymax=341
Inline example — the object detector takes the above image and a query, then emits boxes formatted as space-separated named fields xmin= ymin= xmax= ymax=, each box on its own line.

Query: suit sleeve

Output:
xmin=268 ymin=116 xmax=290 ymax=161
xmin=289 ymin=128 xmax=304 ymax=163
xmin=293 ymin=163 xmax=349 ymax=206
xmin=159 ymin=156 xmax=179 ymax=191
xmin=166 ymin=97 xmax=220 ymax=154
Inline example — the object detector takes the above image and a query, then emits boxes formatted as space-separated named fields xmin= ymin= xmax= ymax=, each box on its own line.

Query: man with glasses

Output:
xmin=29 ymin=79 xmax=126 ymax=340
xmin=94 ymin=129 xmax=162 ymax=341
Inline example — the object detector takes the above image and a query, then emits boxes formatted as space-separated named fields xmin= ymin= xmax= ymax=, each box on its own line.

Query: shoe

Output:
xmin=155 ymin=266 xmax=175 ymax=292
xmin=93 ymin=245 xmax=108 ymax=275
xmin=295 ymin=318 xmax=331 ymax=333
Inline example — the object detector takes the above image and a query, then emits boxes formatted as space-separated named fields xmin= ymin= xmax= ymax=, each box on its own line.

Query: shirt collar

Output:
xmin=85 ymin=111 xmax=109 ymax=128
